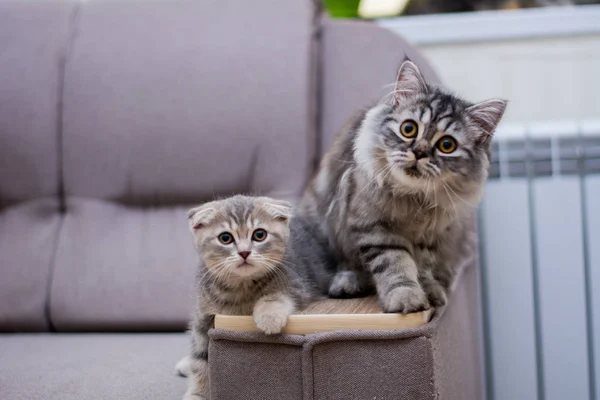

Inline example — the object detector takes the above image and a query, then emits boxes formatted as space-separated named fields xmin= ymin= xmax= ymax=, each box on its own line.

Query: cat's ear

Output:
xmin=187 ymin=204 xmax=217 ymax=232
xmin=465 ymin=98 xmax=507 ymax=143
xmin=393 ymin=60 xmax=428 ymax=106
xmin=259 ymin=199 xmax=293 ymax=223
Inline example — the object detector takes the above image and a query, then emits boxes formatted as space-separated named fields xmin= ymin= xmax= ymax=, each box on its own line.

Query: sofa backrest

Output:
xmin=0 ymin=0 xmax=438 ymax=332
xmin=319 ymin=18 xmax=440 ymax=153
xmin=0 ymin=0 xmax=76 ymax=331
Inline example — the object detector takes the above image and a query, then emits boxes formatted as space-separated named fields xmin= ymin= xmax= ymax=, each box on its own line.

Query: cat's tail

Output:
xmin=175 ymin=355 xmax=192 ymax=377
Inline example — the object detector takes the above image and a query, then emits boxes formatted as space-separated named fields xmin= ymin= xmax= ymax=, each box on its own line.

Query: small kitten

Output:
xmin=179 ymin=195 xmax=322 ymax=400
xmin=298 ymin=60 xmax=506 ymax=313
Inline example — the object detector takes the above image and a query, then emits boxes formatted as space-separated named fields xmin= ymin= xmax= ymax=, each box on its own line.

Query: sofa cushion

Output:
xmin=0 ymin=333 xmax=188 ymax=400
xmin=61 ymin=0 xmax=316 ymax=205
xmin=0 ymin=0 xmax=75 ymax=206
xmin=0 ymin=200 xmax=62 ymax=331
xmin=50 ymin=198 xmax=197 ymax=331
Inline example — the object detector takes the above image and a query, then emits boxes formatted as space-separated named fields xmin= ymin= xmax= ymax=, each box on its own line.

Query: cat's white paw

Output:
xmin=382 ymin=285 xmax=429 ymax=314
xmin=253 ymin=294 xmax=294 ymax=335
xmin=254 ymin=310 xmax=288 ymax=335
xmin=175 ymin=355 xmax=191 ymax=377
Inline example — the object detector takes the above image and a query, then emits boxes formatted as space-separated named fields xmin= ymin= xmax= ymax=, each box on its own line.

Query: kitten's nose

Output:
xmin=412 ymin=141 xmax=429 ymax=159
xmin=238 ymin=251 xmax=251 ymax=260
xmin=412 ymin=148 xmax=427 ymax=159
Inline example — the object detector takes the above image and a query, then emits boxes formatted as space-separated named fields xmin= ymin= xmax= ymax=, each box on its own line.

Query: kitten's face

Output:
xmin=188 ymin=195 xmax=292 ymax=280
xmin=355 ymin=61 xmax=507 ymax=197
xmin=365 ymin=96 xmax=488 ymax=192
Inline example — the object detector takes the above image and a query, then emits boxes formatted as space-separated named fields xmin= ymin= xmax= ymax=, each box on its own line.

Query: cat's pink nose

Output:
xmin=238 ymin=251 xmax=250 ymax=260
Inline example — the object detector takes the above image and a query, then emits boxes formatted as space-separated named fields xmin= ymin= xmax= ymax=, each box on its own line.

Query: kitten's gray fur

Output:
xmin=297 ymin=61 xmax=507 ymax=313
xmin=180 ymin=195 xmax=328 ymax=400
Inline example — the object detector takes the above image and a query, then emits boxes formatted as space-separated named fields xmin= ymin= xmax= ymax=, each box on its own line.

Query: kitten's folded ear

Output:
xmin=258 ymin=198 xmax=293 ymax=223
xmin=466 ymin=98 xmax=508 ymax=143
xmin=187 ymin=203 xmax=217 ymax=232
xmin=393 ymin=60 xmax=428 ymax=106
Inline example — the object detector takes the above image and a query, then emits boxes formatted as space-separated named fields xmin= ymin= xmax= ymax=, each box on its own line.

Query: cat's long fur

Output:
xmin=297 ymin=61 xmax=506 ymax=313
xmin=181 ymin=195 xmax=330 ymax=400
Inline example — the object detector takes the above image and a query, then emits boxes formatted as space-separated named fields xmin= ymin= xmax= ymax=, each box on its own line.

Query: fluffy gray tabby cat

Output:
xmin=297 ymin=60 xmax=507 ymax=313
xmin=179 ymin=195 xmax=329 ymax=400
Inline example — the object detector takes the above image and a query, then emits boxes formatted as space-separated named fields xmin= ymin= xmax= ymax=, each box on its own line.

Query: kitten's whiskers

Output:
xmin=442 ymin=182 xmax=458 ymax=217
xmin=443 ymin=181 xmax=478 ymax=208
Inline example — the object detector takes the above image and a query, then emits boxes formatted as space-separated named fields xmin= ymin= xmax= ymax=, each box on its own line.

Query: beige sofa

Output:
xmin=0 ymin=0 xmax=483 ymax=398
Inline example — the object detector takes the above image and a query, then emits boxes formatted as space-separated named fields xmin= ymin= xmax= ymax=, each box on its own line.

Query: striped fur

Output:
xmin=297 ymin=61 xmax=506 ymax=313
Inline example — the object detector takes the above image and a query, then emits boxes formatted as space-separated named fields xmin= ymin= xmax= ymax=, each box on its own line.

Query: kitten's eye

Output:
xmin=252 ymin=229 xmax=267 ymax=242
xmin=400 ymin=120 xmax=418 ymax=138
xmin=218 ymin=232 xmax=234 ymax=245
xmin=437 ymin=136 xmax=457 ymax=153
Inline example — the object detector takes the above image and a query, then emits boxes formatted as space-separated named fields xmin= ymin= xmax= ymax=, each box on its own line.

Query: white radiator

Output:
xmin=480 ymin=121 xmax=600 ymax=400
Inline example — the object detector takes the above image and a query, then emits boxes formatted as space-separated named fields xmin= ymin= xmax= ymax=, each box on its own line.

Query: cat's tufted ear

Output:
xmin=393 ymin=60 xmax=428 ymax=106
xmin=258 ymin=198 xmax=293 ymax=223
xmin=187 ymin=203 xmax=217 ymax=232
xmin=465 ymin=98 xmax=508 ymax=143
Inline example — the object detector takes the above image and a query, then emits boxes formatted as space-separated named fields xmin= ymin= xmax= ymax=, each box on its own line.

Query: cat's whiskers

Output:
xmin=430 ymin=180 xmax=440 ymax=232
xmin=199 ymin=260 xmax=228 ymax=284
xmin=378 ymin=163 xmax=396 ymax=187
xmin=426 ymin=162 xmax=441 ymax=177
xmin=251 ymin=253 xmax=281 ymax=270
xmin=211 ymin=260 xmax=234 ymax=285
xmin=442 ymin=181 xmax=478 ymax=208
xmin=441 ymin=182 xmax=459 ymax=217
xmin=331 ymin=156 xmax=357 ymax=165
xmin=259 ymin=254 xmax=301 ymax=287
xmin=264 ymin=255 xmax=304 ymax=272
xmin=360 ymin=158 xmax=391 ymax=191
xmin=256 ymin=256 xmax=293 ymax=291
xmin=379 ymin=81 xmax=402 ymax=104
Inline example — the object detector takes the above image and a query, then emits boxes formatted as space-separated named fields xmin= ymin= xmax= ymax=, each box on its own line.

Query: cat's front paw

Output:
xmin=254 ymin=310 xmax=288 ymax=335
xmin=424 ymin=283 xmax=447 ymax=308
xmin=381 ymin=285 xmax=429 ymax=314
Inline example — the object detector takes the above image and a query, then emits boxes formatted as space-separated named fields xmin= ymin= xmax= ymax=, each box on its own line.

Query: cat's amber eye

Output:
xmin=437 ymin=136 xmax=457 ymax=153
xmin=218 ymin=232 xmax=234 ymax=245
xmin=400 ymin=120 xmax=418 ymax=138
xmin=252 ymin=229 xmax=267 ymax=242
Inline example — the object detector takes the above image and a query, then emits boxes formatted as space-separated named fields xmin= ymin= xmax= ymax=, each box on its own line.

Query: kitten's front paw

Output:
xmin=424 ymin=283 xmax=447 ymax=308
xmin=381 ymin=285 xmax=429 ymax=314
xmin=254 ymin=310 xmax=288 ymax=335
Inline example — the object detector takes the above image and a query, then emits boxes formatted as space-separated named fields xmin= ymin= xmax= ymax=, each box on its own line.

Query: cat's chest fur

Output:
xmin=379 ymin=195 xmax=455 ymax=242
xmin=348 ymin=171 xmax=459 ymax=244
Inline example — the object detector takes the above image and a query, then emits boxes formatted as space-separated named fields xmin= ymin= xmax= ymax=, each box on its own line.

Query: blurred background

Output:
xmin=329 ymin=1 xmax=600 ymax=400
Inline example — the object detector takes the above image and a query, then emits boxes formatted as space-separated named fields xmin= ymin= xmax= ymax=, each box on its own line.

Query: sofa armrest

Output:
xmin=207 ymin=258 xmax=484 ymax=400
